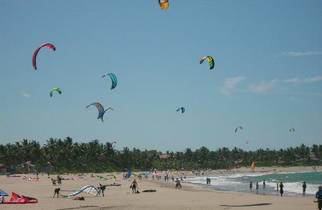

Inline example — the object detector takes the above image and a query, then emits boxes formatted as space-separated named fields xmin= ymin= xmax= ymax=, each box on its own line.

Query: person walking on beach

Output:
xmin=315 ymin=186 xmax=322 ymax=210
xmin=53 ymin=187 xmax=60 ymax=198
xmin=302 ymin=181 xmax=307 ymax=196
xmin=279 ymin=182 xmax=284 ymax=197
xmin=249 ymin=181 xmax=253 ymax=191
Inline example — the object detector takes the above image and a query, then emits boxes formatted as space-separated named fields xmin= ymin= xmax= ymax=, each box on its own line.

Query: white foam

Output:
xmin=185 ymin=172 xmax=321 ymax=195
xmin=266 ymin=181 xmax=319 ymax=195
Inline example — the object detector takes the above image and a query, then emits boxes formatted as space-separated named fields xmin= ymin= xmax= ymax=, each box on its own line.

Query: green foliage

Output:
xmin=0 ymin=137 xmax=321 ymax=173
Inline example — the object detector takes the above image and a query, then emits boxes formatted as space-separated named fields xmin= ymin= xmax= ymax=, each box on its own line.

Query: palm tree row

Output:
xmin=0 ymin=137 xmax=321 ymax=174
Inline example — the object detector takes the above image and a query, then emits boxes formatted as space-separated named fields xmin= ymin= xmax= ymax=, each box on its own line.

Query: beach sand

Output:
xmin=0 ymin=167 xmax=319 ymax=210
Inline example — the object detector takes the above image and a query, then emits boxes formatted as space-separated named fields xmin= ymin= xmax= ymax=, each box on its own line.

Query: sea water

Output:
xmin=185 ymin=171 xmax=322 ymax=196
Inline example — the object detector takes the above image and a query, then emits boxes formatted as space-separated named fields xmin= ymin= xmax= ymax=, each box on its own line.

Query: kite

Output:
xmin=200 ymin=56 xmax=215 ymax=70
xmin=32 ymin=43 xmax=56 ymax=70
xmin=159 ymin=0 xmax=169 ymax=10
xmin=86 ymin=102 xmax=113 ymax=122
xmin=102 ymin=73 xmax=118 ymax=90
xmin=49 ymin=87 xmax=62 ymax=98
xmin=176 ymin=107 xmax=185 ymax=114
xmin=68 ymin=185 xmax=100 ymax=197
xmin=235 ymin=126 xmax=243 ymax=133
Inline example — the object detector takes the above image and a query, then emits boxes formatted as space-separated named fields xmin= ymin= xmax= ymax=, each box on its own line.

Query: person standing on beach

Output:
xmin=302 ymin=181 xmax=307 ymax=196
xmin=99 ymin=183 xmax=106 ymax=197
xmin=57 ymin=175 xmax=62 ymax=185
xmin=175 ymin=178 xmax=182 ymax=189
xmin=316 ymin=186 xmax=322 ymax=210
xmin=279 ymin=182 xmax=284 ymax=197
xmin=130 ymin=179 xmax=138 ymax=193
xmin=249 ymin=181 xmax=253 ymax=191
xmin=0 ymin=195 xmax=5 ymax=204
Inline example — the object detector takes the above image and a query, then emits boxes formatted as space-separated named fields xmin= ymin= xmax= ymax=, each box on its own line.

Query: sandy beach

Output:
xmin=0 ymin=166 xmax=319 ymax=210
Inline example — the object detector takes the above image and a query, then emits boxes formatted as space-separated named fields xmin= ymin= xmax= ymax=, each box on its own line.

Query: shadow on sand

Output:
xmin=58 ymin=205 xmax=129 ymax=210
xmin=220 ymin=203 xmax=272 ymax=207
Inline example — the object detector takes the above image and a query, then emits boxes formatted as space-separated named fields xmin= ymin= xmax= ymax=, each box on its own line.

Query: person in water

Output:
xmin=316 ymin=186 xmax=322 ymax=210
xmin=263 ymin=180 xmax=266 ymax=189
xmin=206 ymin=178 xmax=211 ymax=185
xmin=302 ymin=181 xmax=307 ymax=196
xmin=256 ymin=182 xmax=259 ymax=193
xmin=279 ymin=182 xmax=284 ymax=197
xmin=249 ymin=181 xmax=253 ymax=191
xmin=277 ymin=182 xmax=279 ymax=192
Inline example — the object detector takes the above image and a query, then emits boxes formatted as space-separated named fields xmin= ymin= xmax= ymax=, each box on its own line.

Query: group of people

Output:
xmin=249 ymin=180 xmax=266 ymax=194
xmin=48 ymin=172 xmax=322 ymax=210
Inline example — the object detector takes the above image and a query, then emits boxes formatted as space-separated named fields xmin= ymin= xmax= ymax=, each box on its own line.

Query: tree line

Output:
xmin=0 ymin=137 xmax=321 ymax=174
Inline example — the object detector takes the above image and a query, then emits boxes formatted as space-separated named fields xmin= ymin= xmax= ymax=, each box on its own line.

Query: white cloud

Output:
xmin=246 ymin=75 xmax=322 ymax=95
xmin=21 ymin=91 xmax=31 ymax=98
xmin=221 ymin=76 xmax=245 ymax=95
xmin=282 ymin=51 xmax=321 ymax=57
xmin=248 ymin=79 xmax=279 ymax=94
xmin=284 ymin=75 xmax=322 ymax=85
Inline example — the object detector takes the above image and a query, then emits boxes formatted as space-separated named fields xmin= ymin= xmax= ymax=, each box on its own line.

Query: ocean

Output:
xmin=185 ymin=171 xmax=322 ymax=196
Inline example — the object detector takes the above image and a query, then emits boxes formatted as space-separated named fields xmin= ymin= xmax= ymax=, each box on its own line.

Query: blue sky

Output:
xmin=0 ymin=0 xmax=321 ymax=151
